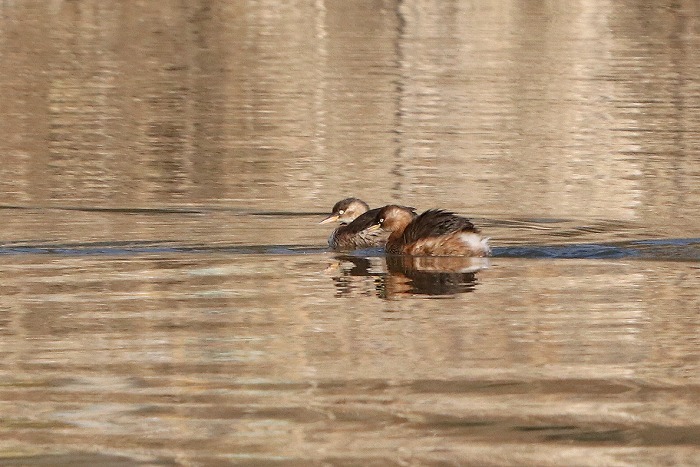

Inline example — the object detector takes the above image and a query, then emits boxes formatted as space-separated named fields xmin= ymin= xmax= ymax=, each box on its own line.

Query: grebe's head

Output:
xmin=370 ymin=205 xmax=416 ymax=234
xmin=319 ymin=198 xmax=370 ymax=225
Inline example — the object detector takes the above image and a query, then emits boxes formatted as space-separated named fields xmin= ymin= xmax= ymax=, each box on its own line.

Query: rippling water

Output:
xmin=1 ymin=0 xmax=699 ymax=465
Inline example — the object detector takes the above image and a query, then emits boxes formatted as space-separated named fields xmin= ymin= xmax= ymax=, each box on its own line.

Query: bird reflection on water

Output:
xmin=328 ymin=255 xmax=385 ymax=298
xmin=327 ymin=254 xmax=489 ymax=298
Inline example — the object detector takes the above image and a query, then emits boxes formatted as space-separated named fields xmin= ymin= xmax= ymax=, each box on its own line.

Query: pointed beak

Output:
xmin=319 ymin=214 xmax=339 ymax=225
xmin=365 ymin=224 xmax=382 ymax=233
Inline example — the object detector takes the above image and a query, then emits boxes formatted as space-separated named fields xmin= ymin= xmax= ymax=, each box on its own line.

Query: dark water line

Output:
xmin=0 ymin=204 xmax=207 ymax=215
xmin=0 ymin=238 xmax=697 ymax=261
xmin=0 ymin=204 xmax=328 ymax=217
xmin=494 ymin=238 xmax=700 ymax=261
xmin=0 ymin=241 xmax=328 ymax=257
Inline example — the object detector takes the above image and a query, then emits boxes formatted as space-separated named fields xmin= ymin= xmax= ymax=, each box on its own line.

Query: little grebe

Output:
xmin=369 ymin=205 xmax=490 ymax=257
xmin=320 ymin=198 xmax=386 ymax=250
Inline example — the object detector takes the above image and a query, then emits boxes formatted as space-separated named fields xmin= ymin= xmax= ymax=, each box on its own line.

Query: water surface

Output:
xmin=0 ymin=0 xmax=699 ymax=465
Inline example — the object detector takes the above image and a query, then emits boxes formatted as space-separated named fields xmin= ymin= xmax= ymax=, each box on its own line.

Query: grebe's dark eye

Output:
xmin=338 ymin=210 xmax=344 ymax=214
xmin=379 ymin=218 xmax=385 ymax=223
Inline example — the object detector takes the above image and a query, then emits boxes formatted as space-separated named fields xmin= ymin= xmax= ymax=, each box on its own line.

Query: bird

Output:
xmin=320 ymin=198 xmax=415 ymax=251
xmin=368 ymin=205 xmax=490 ymax=257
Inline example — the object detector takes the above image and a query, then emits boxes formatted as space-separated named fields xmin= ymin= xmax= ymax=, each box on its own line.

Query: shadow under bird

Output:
xmin=320 ymin=198 xmax=416 ymax=251
xmin=367 ymin=205 xmax=491 ymax=257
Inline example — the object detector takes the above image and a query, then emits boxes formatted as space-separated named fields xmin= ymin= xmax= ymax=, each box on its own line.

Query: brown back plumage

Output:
xmin=400 ymin=209 xmax=478 ymax=244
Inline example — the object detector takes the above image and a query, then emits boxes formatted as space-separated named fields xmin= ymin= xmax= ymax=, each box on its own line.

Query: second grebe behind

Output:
xmin=320 ymin=198 xmax=417 ymax=251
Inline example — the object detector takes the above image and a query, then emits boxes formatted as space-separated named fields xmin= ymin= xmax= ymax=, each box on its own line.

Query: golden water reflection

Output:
xmin=0 ymin=0 xmax=698 ymax=231
xmin=0 ymin=254 xmax=698 ymax=464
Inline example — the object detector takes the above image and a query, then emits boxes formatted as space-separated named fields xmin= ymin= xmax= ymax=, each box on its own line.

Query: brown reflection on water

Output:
xmin=384 ymin=255 xmax=485 ymax=296
xmin=0 ymin=0 xmax=698 ymax=232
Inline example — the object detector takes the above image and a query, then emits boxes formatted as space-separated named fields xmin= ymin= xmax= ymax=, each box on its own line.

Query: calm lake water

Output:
xmin=1 ymin=0 xmax=699 ymax=465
